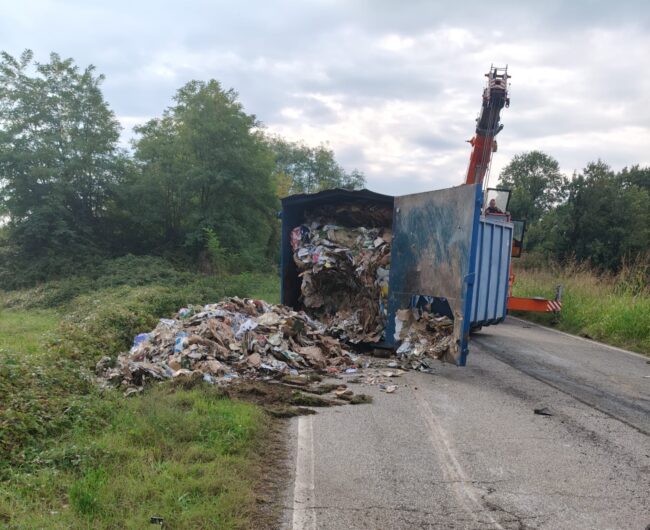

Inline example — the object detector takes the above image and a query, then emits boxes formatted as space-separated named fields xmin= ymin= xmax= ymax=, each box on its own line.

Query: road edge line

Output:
xmin=507 ymin=316 xmax=649 ymax=360
xmin=292 ymin=415 xmax=316 ymax=530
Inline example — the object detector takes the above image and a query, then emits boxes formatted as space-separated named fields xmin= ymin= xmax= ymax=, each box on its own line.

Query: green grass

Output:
xmin=1 ymin=386 xmax=265 ymax=529
xmin=0 ymin=309 xmax=58 ymax=355
xmin=512 ymin=266 xmax=650 ymax=354
xmin=0 ymin=263 xmax=282 ymax=529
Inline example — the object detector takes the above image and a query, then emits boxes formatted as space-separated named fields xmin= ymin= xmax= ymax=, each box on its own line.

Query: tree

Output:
xmin=619 ymin=164 xmax=650 ymax=191
xmin=560 ymin=161 xmax=649 ymax=270
xmin=0 ymin=50 xmax=125 ymax=275
xmin=132 ymin=80 xmax=278 ymax=268
xmin=498 ymin=151 xmax=567 ymax=224
xmin=267 ymin=136 xmax=365 ymax=196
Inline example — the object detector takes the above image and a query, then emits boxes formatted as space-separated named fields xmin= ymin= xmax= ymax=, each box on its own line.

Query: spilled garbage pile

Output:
xmin=96 ymin=203 xmax=458 ymax=396
xmin=394 ymin=307 xmax=455 ymax=365
xmin=291 ymin=203 xmax=393 ymax=343
xmin=96 ymin=297 xmax=362 ymax=395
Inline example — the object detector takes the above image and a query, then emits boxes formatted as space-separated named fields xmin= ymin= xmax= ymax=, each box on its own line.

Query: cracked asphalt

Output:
xmin=281 ymin=318 xmax=650 ymax=529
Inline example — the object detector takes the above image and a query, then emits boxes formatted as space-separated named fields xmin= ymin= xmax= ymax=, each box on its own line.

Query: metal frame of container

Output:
xmin=280 ymin=188 xmax=394 ymax=310
xmin=279 ymin=184 xmax=513 ymax=366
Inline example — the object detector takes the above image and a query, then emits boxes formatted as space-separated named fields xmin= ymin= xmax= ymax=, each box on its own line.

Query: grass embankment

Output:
xmin=512 ymin=262 xmax=650 ymax=354
xmin=0 ymin=256 xmax=281 ymax=529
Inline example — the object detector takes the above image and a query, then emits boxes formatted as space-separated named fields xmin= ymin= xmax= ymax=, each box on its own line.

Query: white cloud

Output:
xmin=2 ymin=1 xmax=649 ymax=195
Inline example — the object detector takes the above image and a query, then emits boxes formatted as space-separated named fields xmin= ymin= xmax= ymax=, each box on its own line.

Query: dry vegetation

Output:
xmin=512 ymin=254 xmax=650 ymax=354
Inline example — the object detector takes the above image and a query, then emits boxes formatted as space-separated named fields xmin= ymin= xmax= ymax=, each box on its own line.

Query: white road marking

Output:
xmin=292 ymin=415 xmax=316 ymax=530
xmin=508 ymin=316 xmax=649 ymax=359
xmin=414 ymin=390 xmax=505 ymax=530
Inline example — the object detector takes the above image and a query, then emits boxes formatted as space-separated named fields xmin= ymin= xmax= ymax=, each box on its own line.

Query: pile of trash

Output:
xmin=291 ymin=203 xmax=393 ymax=343
xmin=96 ymin=297 xmax=361 ymax=395
xmin=394 ymin=307 xmax=455 ymax=365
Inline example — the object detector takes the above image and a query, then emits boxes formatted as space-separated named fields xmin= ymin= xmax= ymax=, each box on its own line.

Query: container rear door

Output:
xmin=471 ymin=217 xmax=513 ymax=327
xmin=386 ymin=183 xmax=482 ymax=365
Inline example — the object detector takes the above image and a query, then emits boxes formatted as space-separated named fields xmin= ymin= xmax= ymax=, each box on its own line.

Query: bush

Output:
xmin=0 ymin=255 xmax=279 ymax=310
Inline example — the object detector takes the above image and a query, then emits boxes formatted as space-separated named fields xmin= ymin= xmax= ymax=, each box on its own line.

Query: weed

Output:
xmin=69 ymin=466 xmax=107 ymax=517
xmin=512 ymin=261 xmax=650 ymax=354
xmin=0 ymin=268 xmax=283 ymax=528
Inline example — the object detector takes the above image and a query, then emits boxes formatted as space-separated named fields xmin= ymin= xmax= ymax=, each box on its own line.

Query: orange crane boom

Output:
xmin=465 ymin=66 xmax=510 ymax=185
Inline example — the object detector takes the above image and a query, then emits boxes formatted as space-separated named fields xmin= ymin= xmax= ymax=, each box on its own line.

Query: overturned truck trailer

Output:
xmin=280 ymin=184 xmax=513 ymax=366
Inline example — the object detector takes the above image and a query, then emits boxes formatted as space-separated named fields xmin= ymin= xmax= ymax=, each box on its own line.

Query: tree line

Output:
xmin=498 ymin=152 xmax=649 ymax=271
xmin=1 ymin=51 xmax=647 ymax=288
xmin=0 ymin=51 xmax=364 ymax=287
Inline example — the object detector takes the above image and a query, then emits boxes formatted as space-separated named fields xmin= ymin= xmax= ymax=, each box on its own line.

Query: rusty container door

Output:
xmin=385 ymin=183 xmax=483 ymax=366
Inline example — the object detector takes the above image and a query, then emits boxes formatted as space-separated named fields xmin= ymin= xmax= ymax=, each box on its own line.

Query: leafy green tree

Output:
xmin=498 ymin=151 xmax=567 ymax=224
xmin=619 ymin=164 xmax=650 ymax=191
xmin=267 ymin=136 xmax=365 ymax=196
xmin=0 ymin=50 xmax=126 ymax=280
xmin=562 ymin=161 xmax=649 ymax=270
xmin=132 ymin=80 xmax=278 ymax=269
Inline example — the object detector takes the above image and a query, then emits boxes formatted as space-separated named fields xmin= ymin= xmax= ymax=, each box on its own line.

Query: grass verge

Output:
xmin=512 ymin=265 xmax=650 ymax=354
xmin=0 ymin=261 xmax=284 ymax=529
xmin=1 ymin=385 xmax=266 ymax=529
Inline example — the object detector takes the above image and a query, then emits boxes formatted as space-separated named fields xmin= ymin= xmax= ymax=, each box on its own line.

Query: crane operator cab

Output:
xmin=483 ymin=187 xmax=526 ymax=258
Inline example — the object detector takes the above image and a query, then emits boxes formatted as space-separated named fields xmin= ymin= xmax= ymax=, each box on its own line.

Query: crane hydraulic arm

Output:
xmin=465 ymin=66 xmax=562 ymax=315
xmin=465 ymin=66 xmax=510 ymax=185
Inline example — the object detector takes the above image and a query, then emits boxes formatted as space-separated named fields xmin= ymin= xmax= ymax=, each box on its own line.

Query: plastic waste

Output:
xmin=174 ymin=331 xmax=189 ymax=354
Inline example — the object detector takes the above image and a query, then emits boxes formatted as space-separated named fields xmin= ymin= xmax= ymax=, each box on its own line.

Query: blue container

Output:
xmin=280 ymin=188 xmax=394 ymax=310
xmin=280 ymin=184 xmax=512 ymax=366
xmin=471 ymin=216 xmax=513 ymax=327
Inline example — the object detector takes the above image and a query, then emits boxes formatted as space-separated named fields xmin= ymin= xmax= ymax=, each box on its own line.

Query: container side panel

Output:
xmin=472 ymin=222 xmax=485 ymax=323
xmin=470 ymin=218 xmax=513 ymax=326
xmin=387 ymin=184 xmax=480 ymax=364
xmin=280 ymin=205 xmax=303 ymax=307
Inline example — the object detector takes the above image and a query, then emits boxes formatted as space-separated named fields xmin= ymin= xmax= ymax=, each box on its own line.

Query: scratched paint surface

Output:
xmin=388 ymin=185 xmax=477 ymax=314
xmin=386 ymin=184 xmax=479 ymax=363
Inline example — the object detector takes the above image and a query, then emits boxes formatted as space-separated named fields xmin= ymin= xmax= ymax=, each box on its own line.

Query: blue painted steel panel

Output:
xmin=386 ymin=183 xmax=483 ymax=365
xmin=279 ymin=185 xmax=512 ymax=366
xmin=470 ymin=217 xmax=513 ymax=327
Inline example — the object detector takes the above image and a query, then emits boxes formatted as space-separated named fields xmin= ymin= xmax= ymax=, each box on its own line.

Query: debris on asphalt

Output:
xmin=290 ymin=203 xmax=392 ymax=343
xmin=534 ymin=407 xmax=553 ymax=416
xmin=394 ymin=307 xmax=455 ymax=365
xmin=97 ymin=297 xmax=363 ymax=394
xmin=96 ymin=289 xmax=455 ymax=399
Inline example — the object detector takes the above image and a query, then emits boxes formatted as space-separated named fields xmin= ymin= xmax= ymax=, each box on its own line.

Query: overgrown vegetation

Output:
xmin=512 ymin=255 xmax=650 ymax=353
xmin=0 ymin=263 xmax=281 ymax=529
xmin=0 ymin=50 xmax=366 ymax=289
xmin=2 ymin=385 xmax=265 ymax=529
xmin=499 ymin=152 xmax=649 ymax=272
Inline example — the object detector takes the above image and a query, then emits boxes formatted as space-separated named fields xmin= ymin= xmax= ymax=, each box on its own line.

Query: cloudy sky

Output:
xmin=3 ymin=0 xmax=649 ymax=195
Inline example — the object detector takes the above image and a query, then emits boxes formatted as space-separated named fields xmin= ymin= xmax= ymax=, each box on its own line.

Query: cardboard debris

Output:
xmin=394 ymin=306 xmax=455 ymax=366
xmin=289 ymin=202 xmax=454 ymax=361
xmin=97 ymin=297 xmax=360 ymax=394
xmin=97 ymin=197 xmax=458 ymax=395
xmin=291 ymin=203 xmax=392 ymax=343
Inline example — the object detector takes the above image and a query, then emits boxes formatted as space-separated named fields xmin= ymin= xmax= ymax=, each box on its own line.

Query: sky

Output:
xmin=2 ymin=0 xmax=649 ymax=195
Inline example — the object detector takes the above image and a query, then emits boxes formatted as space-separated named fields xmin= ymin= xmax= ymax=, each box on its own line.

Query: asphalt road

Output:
xmin=281 ymin=318 xmax=650 ymax=529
